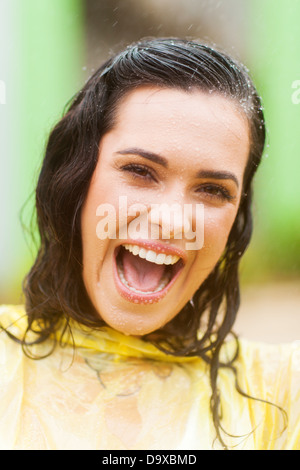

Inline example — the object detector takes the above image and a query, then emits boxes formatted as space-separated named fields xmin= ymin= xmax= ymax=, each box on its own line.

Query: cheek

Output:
xmin=81 ymin=180 xmax=117 ymax=282
xmin=201 ymin=207 xmax=238 ymax=262
xmin=82 ymin=178 xmax=120 ymax=240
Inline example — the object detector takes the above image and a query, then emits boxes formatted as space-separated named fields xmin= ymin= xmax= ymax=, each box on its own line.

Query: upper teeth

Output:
xmin=123 ymin=244 xmax=180 ymax=265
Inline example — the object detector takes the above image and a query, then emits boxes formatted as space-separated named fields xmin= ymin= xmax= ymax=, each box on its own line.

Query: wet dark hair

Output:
xmin=22 ymin=38 xmax=266 ymax=448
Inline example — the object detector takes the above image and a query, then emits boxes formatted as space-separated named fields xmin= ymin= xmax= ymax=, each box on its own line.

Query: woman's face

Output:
xmin=81 ymin=87 xmax=250 ymax=336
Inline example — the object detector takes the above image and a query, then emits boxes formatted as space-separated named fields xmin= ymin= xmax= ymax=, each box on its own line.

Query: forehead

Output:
xmin=114 ymin=86 xmax=248 ymax=142
xmin=104 ymin=86 xmax=250 ymax=177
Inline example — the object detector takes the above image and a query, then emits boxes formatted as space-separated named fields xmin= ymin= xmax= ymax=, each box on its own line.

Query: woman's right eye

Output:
xmin=120 ymin=163 xmax=157 ymax=182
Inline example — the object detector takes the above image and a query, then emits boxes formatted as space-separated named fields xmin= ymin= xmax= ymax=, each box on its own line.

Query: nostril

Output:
xmin=148 ymin=204 xmax=192 ymax=242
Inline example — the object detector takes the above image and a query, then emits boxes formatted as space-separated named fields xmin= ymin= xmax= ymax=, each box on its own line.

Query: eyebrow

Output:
xmin=117 ymin=147 xmax=239 ymax=189
xmin=117 ymin=148 xmax=168 ymax=167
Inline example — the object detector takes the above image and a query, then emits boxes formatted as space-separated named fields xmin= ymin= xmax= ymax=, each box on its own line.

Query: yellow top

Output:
xmin=0 ymin=304 xmax=299 ymax=450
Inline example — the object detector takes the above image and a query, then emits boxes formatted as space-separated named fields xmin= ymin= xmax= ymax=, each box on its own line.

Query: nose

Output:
xmin=148 ymin=193 xmax=192 ymax=241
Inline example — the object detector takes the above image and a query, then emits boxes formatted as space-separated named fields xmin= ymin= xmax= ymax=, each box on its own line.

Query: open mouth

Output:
xmin=113 ymin=243 xmax=185 ymax=304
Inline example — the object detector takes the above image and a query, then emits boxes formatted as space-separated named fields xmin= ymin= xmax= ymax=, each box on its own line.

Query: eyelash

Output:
xmin=195 ymin=184 xmax=234 ymax=202
xmin=120 ymin=163 xmax=157 ymax=182
xmin=120 ymin=163 xmax=234 ymax=201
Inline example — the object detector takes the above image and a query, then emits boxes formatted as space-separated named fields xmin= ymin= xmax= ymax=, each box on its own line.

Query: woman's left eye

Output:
xmin=120 ymin=164 xmax=156 ymax=182
xmin=195 ymin=184 xmax=234 ymax=201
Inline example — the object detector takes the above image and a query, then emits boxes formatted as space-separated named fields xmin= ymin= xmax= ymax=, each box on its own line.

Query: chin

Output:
xmin=92 ymin=284 xmax=184 ymax=337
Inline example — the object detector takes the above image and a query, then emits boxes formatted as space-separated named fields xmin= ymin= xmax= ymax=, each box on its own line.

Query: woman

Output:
xmin=0 ymin=38 xmax=299 ymax=450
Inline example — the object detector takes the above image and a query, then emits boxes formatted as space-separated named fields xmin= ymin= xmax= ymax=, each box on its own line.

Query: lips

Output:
xmin=113 ymin=240 xmax=185 ymax=304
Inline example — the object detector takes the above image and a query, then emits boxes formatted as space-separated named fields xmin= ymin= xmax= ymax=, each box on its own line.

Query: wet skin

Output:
xmin=81 ymin=87 xmax=250 ymax=336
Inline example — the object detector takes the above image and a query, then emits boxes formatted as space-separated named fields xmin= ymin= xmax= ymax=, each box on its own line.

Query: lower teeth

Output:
xmin=117 ymin=263 xmax=171 ymax=294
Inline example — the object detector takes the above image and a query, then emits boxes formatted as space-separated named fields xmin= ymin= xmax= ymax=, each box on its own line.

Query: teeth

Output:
xmin=123 ymin=244 xmax=180 ymax=265
xmin=146 ymin=250 xmax=157 ymax=263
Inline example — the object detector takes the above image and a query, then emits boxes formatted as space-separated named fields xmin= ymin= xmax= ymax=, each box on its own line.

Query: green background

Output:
xmin=0 ymin=0 xmax=299 ymax=305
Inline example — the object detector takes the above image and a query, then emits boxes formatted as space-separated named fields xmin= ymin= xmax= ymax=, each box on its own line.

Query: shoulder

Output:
xmin=219 ymin=336 xmax=300 ymax=407
xmin=0 ymin=303 xmax=27 ymax=343
xmin=236 ymin=337 xmax=300 ymax=378
xmin=0 ymin=306 xmax=27 ymax=405
xmin=0 ymin=304 xmax=27 ymax=344
xmin=0 ymin=304 xmax=27 ymax=352
xmin=0 ymin=304 xmax=27 ymax=331
xmin=235 ymin=337 xmax=300 ymax=449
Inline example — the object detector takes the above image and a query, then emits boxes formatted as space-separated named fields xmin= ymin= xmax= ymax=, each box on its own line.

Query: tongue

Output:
xmin=122 ymin=249 xmax=166 ymax=292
